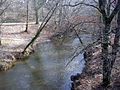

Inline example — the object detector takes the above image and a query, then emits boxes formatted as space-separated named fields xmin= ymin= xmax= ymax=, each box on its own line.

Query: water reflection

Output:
xmin=0 ymin=38 xmax=85 ymax=90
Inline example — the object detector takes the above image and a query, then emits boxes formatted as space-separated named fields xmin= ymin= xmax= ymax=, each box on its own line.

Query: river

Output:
xmin=0 ymin=35 xmax=92 ymax=90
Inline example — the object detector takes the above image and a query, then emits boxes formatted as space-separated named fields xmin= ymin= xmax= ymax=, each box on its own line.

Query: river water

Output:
xmin=0 ymin=35 xmax=92 ymax=90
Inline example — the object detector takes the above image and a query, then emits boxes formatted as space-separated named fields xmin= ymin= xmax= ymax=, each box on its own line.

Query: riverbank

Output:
xmin=71 ymin=44 xmax=120 ymax=90
xmin=0 ymin=23 xmax=53 ymax=71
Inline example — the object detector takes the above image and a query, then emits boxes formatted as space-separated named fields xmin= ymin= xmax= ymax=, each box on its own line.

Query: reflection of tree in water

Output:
xmin=0 ymin=39 xmax=85 ymax=90
xmin=37 ymin=42 xmax=69 ymax=88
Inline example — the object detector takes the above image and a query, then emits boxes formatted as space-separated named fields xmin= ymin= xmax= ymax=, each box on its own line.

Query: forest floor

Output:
xmin=72 ymin=42 xmax=120 ymax=90
xmin=0 ymin=23 xmax=53 ymax=71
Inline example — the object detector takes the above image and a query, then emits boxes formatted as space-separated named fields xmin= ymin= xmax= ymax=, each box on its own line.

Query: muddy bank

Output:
xmin=71 ymin=44 xmax=120 ymax=90
xmin=0 ymin=39 xmax=51 ymax=71
xmin=0 ymin=46 xmax=34 ymax=71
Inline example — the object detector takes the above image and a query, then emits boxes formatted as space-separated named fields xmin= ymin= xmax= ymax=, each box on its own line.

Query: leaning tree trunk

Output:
xmin=23 ymin=2 xmax=59 ymax=54
xmin=102 ymin=22 xmax=111 ymax=87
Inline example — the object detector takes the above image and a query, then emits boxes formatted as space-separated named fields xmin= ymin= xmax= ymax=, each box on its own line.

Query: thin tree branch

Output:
xmin=63 ymin=2 xmax=101 ymax=13
xmin=66 ymin=38 xmax=100 ymax=67
xmin=0 ymin=3 xmax=10 ymax=16
xmin=109 ymin=0 xmax=120 ymax=22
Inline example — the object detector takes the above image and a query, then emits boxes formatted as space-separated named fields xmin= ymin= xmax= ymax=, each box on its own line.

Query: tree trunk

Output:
xmin=0 ymin=29 xmax=1 ymax=45
xmin=23 ymin=2 xmax=59 ymax=54
xmin=102 ymin=22 xmax=111 ymax=87
xmin=35 ymin=9 xmax=39 ymax=24
xmin=25 ymin=0 xmax=29 ymax=32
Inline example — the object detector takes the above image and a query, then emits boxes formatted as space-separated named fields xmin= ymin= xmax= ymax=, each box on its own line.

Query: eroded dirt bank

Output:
xmin=0 ymin=23 xmax=53 ymax=71
xmin=71 ymin=44 xmax=120 ymax=90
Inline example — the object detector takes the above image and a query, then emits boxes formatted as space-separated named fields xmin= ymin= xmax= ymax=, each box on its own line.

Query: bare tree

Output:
xmin=63 ymin=0 xmax=120 ymax=87
xmin=33 ymin=0 xmax=46 ymax=24
xmin=23 ymin=1 xmax=59 ymax=54
xmin=25 ymin=0 xmax=29 ymax=32
xmin=0 ymin=0 xmax=10 ymax=45
xmin=98 ymin=0 xmax=120 ymax=87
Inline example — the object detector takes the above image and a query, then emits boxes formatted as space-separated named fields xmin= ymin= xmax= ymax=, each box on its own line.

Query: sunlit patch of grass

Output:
xmin=1 ymin=39 xmax=13 ymax=46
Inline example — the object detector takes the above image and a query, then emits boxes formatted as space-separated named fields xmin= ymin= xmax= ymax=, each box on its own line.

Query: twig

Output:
xmin=63 ymin=2 xmax=101 ymax=13
xmin=66 ymin=38 xmax=100 ymax=67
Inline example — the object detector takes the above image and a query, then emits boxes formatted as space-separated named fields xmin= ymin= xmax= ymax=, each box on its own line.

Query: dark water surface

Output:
xmin=0 ymin=37 xmax=92 ymax=90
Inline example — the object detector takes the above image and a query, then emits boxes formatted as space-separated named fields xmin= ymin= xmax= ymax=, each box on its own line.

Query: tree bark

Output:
xmin=102 ymin=22 xmax=111 ymax=87
xmin=98 ymin=0 xmax=120 ymax=87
